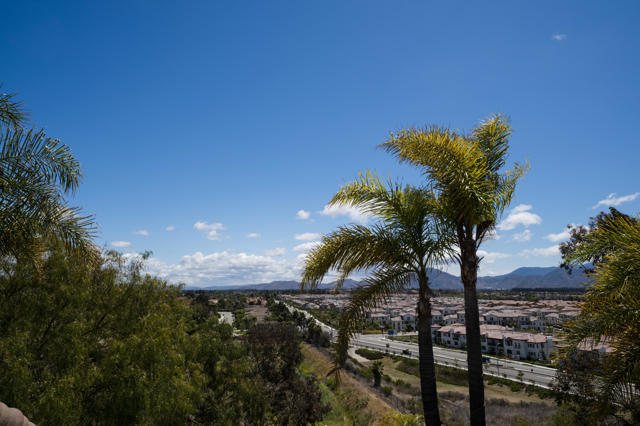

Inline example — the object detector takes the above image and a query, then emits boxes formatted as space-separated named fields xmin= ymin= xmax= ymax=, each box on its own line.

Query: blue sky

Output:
xmin=3 ymin=1 xmax=639 ymax=286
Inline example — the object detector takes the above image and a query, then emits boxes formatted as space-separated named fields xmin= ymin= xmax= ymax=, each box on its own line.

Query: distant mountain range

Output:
xmin=185 ymin=266 xmax=590 ymax=291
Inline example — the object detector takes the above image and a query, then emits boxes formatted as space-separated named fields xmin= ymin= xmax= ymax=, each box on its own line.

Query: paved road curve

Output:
xmin=280 ymin=301 xmax=556 ymax=389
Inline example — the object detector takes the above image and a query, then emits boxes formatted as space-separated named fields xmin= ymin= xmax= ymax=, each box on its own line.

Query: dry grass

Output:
xmin=301 ymin=344 xmax=395 ymax=424
xmin=303 ymin=347 xmax=558 ymax=425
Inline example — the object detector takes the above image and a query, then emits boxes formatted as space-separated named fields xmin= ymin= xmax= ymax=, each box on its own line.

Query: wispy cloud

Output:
xmin=544 ymin=224 xmax=578 ymax=242
xmin=165 ymin=225 xmax=175 ymax=232
xmin=482 ymin=229 xmax=500 ymax=242
xmin=320 ymin=204 xmax=371 ymax=224
xmin=111 ymin=241 xmax=131 ymax=248
xmin=593 ymin=192 xmax=639 ymax=209
xmin=296 ymin=210 xmax=310 ymax=220
xmin=263 ymin=247 xmax=286 ymax=256
xmin=551 ymin=34 xmax=567 ymax=41
xmin=133 ymin=229 xmax=149 ymax=236
xmin=544 ymin=230 xmax=570 ymax=243
xmin=193 ymin=221 xmax=226 ymax=240
xmin=293 ymin=241 xmax=320 ymax=252
xmin=497 ymin=204 xmax=542 ymax=230
xmin=520 ymin=245 xmax=560 ymax=257
xmin=477 ymin=250 xmax=511 ymax=264
xmin=295 ymin=232 xmax=321 ymax=241
xmin=246 ymin=233 xmax=261 ymax=238
xmin=512 ymin=229 xmax=532 ymax=242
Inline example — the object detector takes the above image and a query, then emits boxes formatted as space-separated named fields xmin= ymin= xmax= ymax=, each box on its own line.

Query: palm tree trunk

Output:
xmin=460 ymin=240 xmax=486 ymax=426
xmin=417 ymin=273 xmax=441 ymax=425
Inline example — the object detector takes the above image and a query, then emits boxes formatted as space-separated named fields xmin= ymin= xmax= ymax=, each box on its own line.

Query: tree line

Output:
xmin=0 ymin=88 xmax=330 ymax=425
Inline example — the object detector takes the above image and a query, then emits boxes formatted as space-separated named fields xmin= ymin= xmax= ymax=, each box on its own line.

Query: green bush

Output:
xmin=358 ymin=367 xmax=374 ymax=379
xmin=355 ymin=348 xmax=385 ymax=360
xmin=325 ymin=377 xmax=337 ymax=391
xmin=395 ymin=357 xmax=420 ymax=376
xmin=381 ymin=386 xmax=393 ymax=396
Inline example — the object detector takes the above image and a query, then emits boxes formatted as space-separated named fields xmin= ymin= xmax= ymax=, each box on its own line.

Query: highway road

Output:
xmin=280 ymin=301 xmax=557 ymax=389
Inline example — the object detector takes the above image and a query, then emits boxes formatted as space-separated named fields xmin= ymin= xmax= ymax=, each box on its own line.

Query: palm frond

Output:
xmin=0 ymin=87 xmax=28 ymax=129
xmin=0 ymin=128 xmax=82 ymax=193
xmin=333 ymin=267 xmax=412 ymax=369
xmin=471 ymin=113 xmax=512 ymax=174
xmin=300 ymin=224 xmax=408 ymax=290
xmin=0 ymin=127 xmax=94 ymax=260
xmin=329 ymin=170 xmax=404 ymax=219
xmin=381 ymin=126 xmax=493 ymax=223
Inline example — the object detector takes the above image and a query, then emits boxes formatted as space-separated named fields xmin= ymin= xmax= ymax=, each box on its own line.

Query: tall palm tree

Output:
xmin=301 ymin=172 xmax=453 ymax=425
xmin=0 ymin=89 xmax=94 ymax=263
xmin=382 ymin=114 xmax=527 ymax=425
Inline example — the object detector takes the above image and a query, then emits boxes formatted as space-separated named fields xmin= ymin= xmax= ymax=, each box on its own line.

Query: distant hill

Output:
xmin=185 ymin=266 xmax=590 ymax=291
xmin=508 ymin=266 xmax=558 ymax=277
xmin=477 ymin=267 xmax=589 ymax=289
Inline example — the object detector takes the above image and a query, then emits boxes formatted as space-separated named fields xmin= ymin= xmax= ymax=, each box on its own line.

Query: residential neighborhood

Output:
xmin=282 ymin=293 xmax=581 ymax=361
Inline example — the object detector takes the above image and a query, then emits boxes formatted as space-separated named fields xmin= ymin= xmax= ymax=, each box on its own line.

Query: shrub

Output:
xmin=395 ymin=357 xmax=419 ymax=376
xmin=355 ymin=348 xmax=385 ymax=360
xmin=381 ymin=386 xmax=393 ymax=396
xmin=358 ymin=367 xmax=374 ymax=379
xmin=325 ymin=377 xmax=337 ymax=391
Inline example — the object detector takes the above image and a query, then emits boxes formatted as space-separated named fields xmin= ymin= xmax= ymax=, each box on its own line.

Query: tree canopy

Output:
xmin=555 ymin=208 xmax=640 ymax=423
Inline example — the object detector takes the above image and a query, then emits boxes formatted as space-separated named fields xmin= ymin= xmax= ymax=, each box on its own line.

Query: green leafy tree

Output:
xmin=246 ymin=322 xmax=329 ymax=425
xmin=555 ymin=208 xmax=640 ymax=423
xmin=382 ymin=411 xmax=425 ymax=426
xmin=382 ymin=114 xmax=527 ymax=425
xmin=301 ymin=173 xmax=452 ymax=425
xmin=0 ymin=246 xmax=205 ymax=425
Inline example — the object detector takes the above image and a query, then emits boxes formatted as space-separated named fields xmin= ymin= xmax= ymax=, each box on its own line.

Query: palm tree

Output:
xmin=0 ymin=89 xmax=95 ymax=264
xmin=382 ymin=114 xmax=527 ymax=425
xmin=301 ymin=172 xmax=453 ymax=425
xmin=556 ymin=209 xmax=640 ymax=421
xmin=371 ymin=360 xmax=384 ymax=387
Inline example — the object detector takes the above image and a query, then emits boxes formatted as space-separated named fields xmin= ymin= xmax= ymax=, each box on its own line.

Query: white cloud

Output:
xmin=593 ymin=192 xmax=639 ymax=209
xmin=165 ymin=225 xmax=175 ymax=232
xmin=143 ymin=251 xmax=299 ymax=286
xmin=295 ymin=232 xmax=321 ymax=241
xmin=477 ymin=250 xmax=510 ymax=264
xmin=483 ymin=229 xmax=500 ymax=241
xmin=544 ymin=224 xmax=577 ymax=242
xmin=111 ymin=241 xmax=131 ymax=248
xmin=497 ymin=204 xmax=542 ymax=230
xmin=520 ymin=245 xmax=560 ymax=257
xmin=263 ymin=247 xmax=286 ymax=256
xmin=133 ymin=229 xmax=149 ymax=236
xmin=320 ymin=204 xmax=371 ymax=224
xmin=551 ymin=34 xmax=567 ymax=41
xmin=293 ymin=241 xmax=320 ymax=252
xmin=246 ymin=233 xmax=261 ymax=238
xmin=296 ymin=210 xmax=311 ymax=220
xmin=512 ymin=229 xmax=532 ymax=242
xmin=194 ymin=221 xmax=226 ymax=240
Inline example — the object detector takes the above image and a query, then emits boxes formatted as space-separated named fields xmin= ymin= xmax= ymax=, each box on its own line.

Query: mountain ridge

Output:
xmin=184 ymin=266 xmax=589 ymax=291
